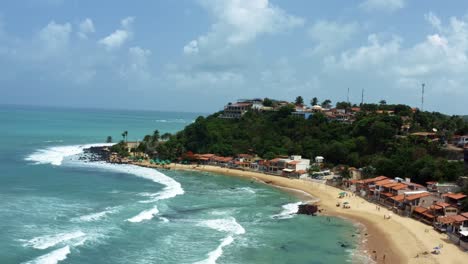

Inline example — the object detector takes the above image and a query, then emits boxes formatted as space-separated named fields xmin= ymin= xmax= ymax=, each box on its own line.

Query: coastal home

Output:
xmin=443 ymin=193 xmax=468 ymax=208
xmin=349 ymin=167 xmax=362 ymax=180
xmin=355 ymin=176 xmax=389 ymax=197
xmin=412 ymin=206 xmax=436 ymax=225
xmin=125 ymin=141 xmax=140 ymax=152
xmin=391 ymin=191 xmax=432 ymax=217
xmin=194 ymin=153 xmax=215 ymax=164
xmin=426 ymin=182 xmax=461 ymax=194
xmin=282 ymin=156 xmax=310 ymax=178
xmin=446 ymin=214 xmax=468 ymax=245
xmin=220 ymin=101 xmax=253 ymax=119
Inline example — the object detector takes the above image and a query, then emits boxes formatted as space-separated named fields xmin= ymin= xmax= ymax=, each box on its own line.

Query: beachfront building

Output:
xmin=265 ymin=155 xmax=310 ymax=177
xmin=125 ymin=141 xmax=140 ymax=152
xmin=426 ymin=181 xmax=461 ymax=194
xmin=220 ymin=102 xmax=253 ymax=119
xmin=443 ymin=192 xmax=468 ymax=208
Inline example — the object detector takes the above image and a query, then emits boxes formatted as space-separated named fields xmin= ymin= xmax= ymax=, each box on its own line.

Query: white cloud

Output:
xmin=183 ymin=40 xmax=199 ymax=55
xmin=38 ymin=21 xmax=72 ymax=52
xmin=326 ymin=34 xmax=401 ymax=71
xmin=308 ymin=20 xmax=358 ymax=55
xmin=425 ymin=12 xmax=442 ymax=31
xmin=183 ymin=0 xmax=304 ymax=54
xmin=77 ymin=18 xmax=95 ymax=39
xmin=99 ymin=16 xmax=134 ymax=50
xmin=119 ymin=46 xmax=153 ymax=84
xmin=360 ymin=0 xmax=406 ymax=13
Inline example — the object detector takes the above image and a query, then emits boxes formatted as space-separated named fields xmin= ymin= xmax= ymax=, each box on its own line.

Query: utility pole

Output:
xmin=347 ymin=87 xmax=350 ymax=104
xmin=421 ymin=83 xmax=425 ymax=111
xmin=361 ymin=89 xmax=364 ymax=105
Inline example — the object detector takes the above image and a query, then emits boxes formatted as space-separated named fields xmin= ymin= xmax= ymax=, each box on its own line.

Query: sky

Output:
xmin=1 ymin=0 xmax=468 ymax=115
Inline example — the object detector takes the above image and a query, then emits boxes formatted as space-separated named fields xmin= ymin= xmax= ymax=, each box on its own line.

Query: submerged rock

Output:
xmin=296 ymin=204 xmax=318 ymax=216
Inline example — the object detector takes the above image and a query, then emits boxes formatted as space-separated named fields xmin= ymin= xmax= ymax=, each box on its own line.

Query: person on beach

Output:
xmin=383 ymin=254 xmax=386 ymax=262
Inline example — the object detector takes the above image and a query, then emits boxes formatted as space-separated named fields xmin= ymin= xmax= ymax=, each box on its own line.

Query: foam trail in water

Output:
xmin=23 ymin=231 xmax=85 ymax=250
xmin=26 ymin=144 xmax=184 ymax=223
xmin=194 ymin=217 xmax=245 ymax=264
xmin=73 ymin=206 xmax=120 ymax=222
xmin=23 ymin=245 xmax=71 ymax=264
xmin=271 ymin=202 xmax=302 ymax=219
xmin=127 ymin=206 xmax=159 ymax=223
xmin=25 ymin=143 xmax=113 ymax=166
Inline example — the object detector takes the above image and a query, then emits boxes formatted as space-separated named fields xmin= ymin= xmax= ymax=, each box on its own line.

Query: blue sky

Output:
xmin=1 ymin=0 xmax=468 ymax=114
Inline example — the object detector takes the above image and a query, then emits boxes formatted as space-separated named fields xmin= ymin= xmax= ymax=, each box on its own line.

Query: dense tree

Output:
xmin=321 ymin=99 xmax=332 ymax=109
xmin=263 ymin=98 xmax=273 ymax=107
xmin=311 ymin=97 xmax=319 ymax=106
xmin=336 ymin=101 xmax=351 ymax=109
xmin=295 ymin=96 xmax=304 ymax=105
xmin=139 ymin=102 xmax=468 ymax=184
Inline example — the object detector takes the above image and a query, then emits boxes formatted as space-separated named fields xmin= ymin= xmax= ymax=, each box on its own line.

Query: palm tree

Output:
xmin=122 ymin=131 xmax=128 ymax=142
xmin=161 ymin=133 xmax=171 ymax=141
xmin=321 ymin=99 xmax=332 ymax=109
xmin=152 ymin=130 xmax=160 ymax=142
xmin=311 ymin=97 xmax=319 ymax=106
xmin=106 ymin=136 xmax=112 ymax=143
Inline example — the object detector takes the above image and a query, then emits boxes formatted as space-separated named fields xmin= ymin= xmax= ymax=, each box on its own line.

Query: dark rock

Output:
xmin=297 ymin=204 xmax=318 ymax=216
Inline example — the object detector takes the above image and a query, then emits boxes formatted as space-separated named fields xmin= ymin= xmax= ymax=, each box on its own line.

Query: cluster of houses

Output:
xmin=219 ymin=98 xmax=407 ymax=123
xmin=344 ymin=176 xmax=468 ymax=251
xmin=192 ymin=153 xmax=321 ymax=178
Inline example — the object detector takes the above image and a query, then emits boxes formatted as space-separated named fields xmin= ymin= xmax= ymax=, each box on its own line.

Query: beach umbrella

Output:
xmin=343 ymin=202 xmax=349 ymax=204
xmin=339 ymin=192 xmax=346 ymax=195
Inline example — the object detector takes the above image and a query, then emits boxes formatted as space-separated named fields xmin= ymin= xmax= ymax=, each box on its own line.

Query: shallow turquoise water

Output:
xmin=0 ymin=105 xmax=361 ymax=264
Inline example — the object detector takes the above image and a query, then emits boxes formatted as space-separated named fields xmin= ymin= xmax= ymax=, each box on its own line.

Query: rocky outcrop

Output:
xmin=297 ymin=204 xmax=318 ymax=216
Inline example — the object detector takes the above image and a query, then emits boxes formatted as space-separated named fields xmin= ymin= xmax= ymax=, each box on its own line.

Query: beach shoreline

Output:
xmin=150 ymin=163 xmax=467 ymax=264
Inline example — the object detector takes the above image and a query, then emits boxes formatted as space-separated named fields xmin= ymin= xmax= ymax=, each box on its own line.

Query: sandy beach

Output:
xmin=150 ymin=163 xmax=468 ymax=264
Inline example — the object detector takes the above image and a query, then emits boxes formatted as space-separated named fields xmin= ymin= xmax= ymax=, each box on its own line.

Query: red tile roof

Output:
xmin=381 ymin=192 xmax=395 ymax=197
xmin=392 ymin=183 xmax=409 ymax=190
xmin=288 ymin=160 xmax=301 ymax=165
xmin=451 ymin=215 xmax=468 ymax=223
xmin=437 ymin=216 xmax=456 ymax=224
xmin=443 ymin=193 xmax=467 ymax=200
xmin=375 ymin=179 xmax=393 ymax=186
xmin=413 ymin=206 xmax=428 ymax=214
xmin=406 ymin=192 xmax=431 ymax=201
xmin=461 ymin=212 xmax=468 ymax=219
xmin=390 ymin=194 xmax=405 ymax=202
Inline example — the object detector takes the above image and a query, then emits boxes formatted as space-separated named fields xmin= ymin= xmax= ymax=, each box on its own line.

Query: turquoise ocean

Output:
xmin=0 ymin=105 xmax=368 ymax=264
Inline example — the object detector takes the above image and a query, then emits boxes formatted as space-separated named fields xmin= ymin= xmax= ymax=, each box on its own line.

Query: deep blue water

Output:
xmin=0 ymin=105 xmax=363 ymax=264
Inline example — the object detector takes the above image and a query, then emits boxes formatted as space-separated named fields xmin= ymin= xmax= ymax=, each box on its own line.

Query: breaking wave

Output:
xmin=25 ymin=143 xmax=113 ymax=166
xmin=127 ymin=206 xmax=159 ymax=223
xmin=23 ymin=245 xmax=71 ymax=264
xmin=22 ymin=231 xmax=86 ymax=250
xmin=194 ymin=217 xmax=245 ymax=264
xmin=26 ymin=144 xmax=184 ymax=225
xmin=271 ymin=202 xmax=302 ymax=219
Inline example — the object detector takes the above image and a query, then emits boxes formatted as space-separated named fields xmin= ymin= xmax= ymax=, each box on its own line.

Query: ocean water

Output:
xmin=0 ymin=105 xmax=363 ymax=264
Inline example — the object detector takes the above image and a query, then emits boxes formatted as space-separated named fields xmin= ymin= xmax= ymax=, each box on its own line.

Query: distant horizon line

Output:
xmin=0 ymin=103 xmax=210 ymax=116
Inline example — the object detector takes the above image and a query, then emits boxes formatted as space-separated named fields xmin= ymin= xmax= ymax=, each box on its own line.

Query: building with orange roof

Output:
xmin=443 ymin=192 xmax=467 ymax=208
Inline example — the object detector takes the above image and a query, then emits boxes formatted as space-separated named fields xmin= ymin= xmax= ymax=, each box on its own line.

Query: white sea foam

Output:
xmin=195 ymin=217 xmax=245 ymax=264
xmin=127 ymin=206 xmax=159 ymax=223
xmin=236 ymin=187 xmax=256 ymax=194
xmin=26 ymin=144 xmax=185 ymax=224
xmin=159 ymin=217 xmax=170 ymax=223
xmin=24 ymin=245 xmax=71 ymax=264
xmin=199 ymin=217 xmax=245 ymax=235
xmin=271 ymin=202 xmax=302 ymax=219
xmin=23 ymin=231 xmax=86 ymax=250
xmin=74 ymin=206 xmax=119 ymax=222
xmin=194 ymin=236 xmax=234 ymax=264
xmin=73 ymin=162 xmax=184 ymax=202
xmin=25 ymin=143 xmax=113 ymax=166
